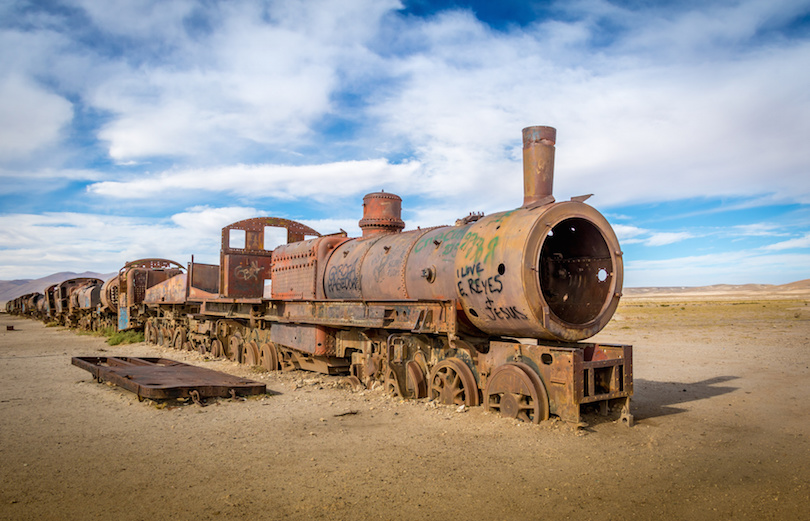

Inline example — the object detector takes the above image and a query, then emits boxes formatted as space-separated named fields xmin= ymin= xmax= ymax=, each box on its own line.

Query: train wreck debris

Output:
xmin=71 ymin=357 xmax=266 ymax=403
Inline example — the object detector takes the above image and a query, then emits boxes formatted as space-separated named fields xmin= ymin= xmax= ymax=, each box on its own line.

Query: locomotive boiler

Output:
xmin=138 ymin=125 xmax=633 ymax=426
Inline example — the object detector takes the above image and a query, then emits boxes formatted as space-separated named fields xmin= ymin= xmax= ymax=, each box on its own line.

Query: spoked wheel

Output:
xmin=428 ymin=358 xmax=480 ymax=407
xmin=406 ymin=361 xmax=427 ymax=399
xmin=484 ymin=363 xmax=549 ymax=423
xmin=227 ymin=333 xmax=242 ymax=363
xmin=278 ymin=348 xmax=298 ymax=371
xmin=258 ymin=343 xmax=279 ymax=371
xmin=145 ymin=323 xmax=157 ymax=344
xmin=385 ymin=368 xmax=401 ymax=397
xmin=242 ymin=341 xmax=260 ymax=366
xmin=173 ymin=328 xmax=186 ymax=351
xmin=160 ymin=327 xmax=173 ymax=347
xmin=156 ymin=326 xmax=165 ymax=346
xmin=210 ymin=339 xmax=224 ymax=359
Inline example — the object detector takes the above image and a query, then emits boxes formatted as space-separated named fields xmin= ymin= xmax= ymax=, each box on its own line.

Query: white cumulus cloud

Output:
xmin=0 ymin=75 xmax=73 ymax=161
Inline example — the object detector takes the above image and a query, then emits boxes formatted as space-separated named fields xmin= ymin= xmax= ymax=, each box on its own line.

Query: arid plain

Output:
xmin=1 ymin=288 xmax=808 ymax=520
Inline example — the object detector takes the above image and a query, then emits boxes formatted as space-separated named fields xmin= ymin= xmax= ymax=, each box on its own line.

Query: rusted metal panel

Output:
xmin=189 ymin=262 xmax=219 ymax=294
xmin=404 ymin=225 xmax=469 ymax=300
xmin=220 ymin=218 xmax=321 ymax=299
xmin=223 ymin=253 xmax=274 ymax=299
xmin=271 ymin=239 xmax=319 ymax=299
xmin=220 ymin=217 xmax=322 ymax=299
xmin=263 ymin=300 xmax=456 ymax=335
xmin=126 ymin=267 xmax=183 ymax=305
xmin=323 ymin=237 xmax=378 ymax=299
xmin=269 ymin=235 xmax=349 ymax=300
xmin=270 ymin=323 xmax=335 ymax=356
xmin=71 ymin=357 xmax=266 ymax=400
xmin=188 ymin=285 xmax=219 ymax=300
xmin=198 ymin=299 xmax=261 ymax=318
xmin=358 ymin=230 xmax=428 ymax=300
xmin=144 ymin=273 xmax=188 ymax=304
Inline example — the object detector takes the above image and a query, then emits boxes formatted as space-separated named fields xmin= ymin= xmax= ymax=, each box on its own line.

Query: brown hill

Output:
xmin=623 ymin=279 xmax=810 ymax=299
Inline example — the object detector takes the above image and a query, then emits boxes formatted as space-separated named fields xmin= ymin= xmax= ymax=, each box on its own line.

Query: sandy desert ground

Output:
xmin=1 ymin=295 xmax=808 ymax=520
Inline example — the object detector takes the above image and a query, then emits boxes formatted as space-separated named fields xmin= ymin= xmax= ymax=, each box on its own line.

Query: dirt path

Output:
xmin=1 ymin=298 xmax=808 ymax=520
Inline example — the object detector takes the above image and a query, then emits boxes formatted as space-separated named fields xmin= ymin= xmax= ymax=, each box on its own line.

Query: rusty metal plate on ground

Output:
xmin=72 ymin=357 xmax=266 ymax=400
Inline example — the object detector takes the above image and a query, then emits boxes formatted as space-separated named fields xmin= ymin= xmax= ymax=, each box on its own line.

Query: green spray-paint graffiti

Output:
xmin=413 ymin=227 xmax=467 ymax=257
xmin=459 ymin=232 xmax=499 ymax=263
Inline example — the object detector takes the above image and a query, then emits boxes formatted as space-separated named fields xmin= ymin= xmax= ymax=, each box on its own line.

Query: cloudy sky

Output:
xmin=1 ymin=0 xmax=809 ymax=287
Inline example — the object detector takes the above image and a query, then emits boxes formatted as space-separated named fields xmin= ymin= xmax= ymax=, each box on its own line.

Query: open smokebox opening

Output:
xmin=539 ymin=217 xmax=613 ymax=325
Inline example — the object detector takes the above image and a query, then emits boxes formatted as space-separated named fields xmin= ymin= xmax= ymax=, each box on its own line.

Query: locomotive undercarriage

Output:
xmin=141 ymin=298 xmax=634 ymax=426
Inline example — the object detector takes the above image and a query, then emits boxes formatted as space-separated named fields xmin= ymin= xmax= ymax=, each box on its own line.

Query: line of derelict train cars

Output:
xmin=6 ymin=127 xmax=633 ymax=426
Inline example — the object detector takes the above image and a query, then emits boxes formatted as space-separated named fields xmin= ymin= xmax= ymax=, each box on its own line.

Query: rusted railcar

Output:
xmin=42 ymin=284 xmax=58 ymax=322
xmin=70 ymin=280 xmax=103 ymax=329
xmin=52 ymin=278 xmax=103 ymax=327
xmin=8 ymin=292 xmax=44 ymax=318
xmin=143 ymin=126 xmax=634 ymax=426
xmin=8 ymin=261 xmax=182 ymax=330
xmin=113 ymin=259 xmax=185 ymax=331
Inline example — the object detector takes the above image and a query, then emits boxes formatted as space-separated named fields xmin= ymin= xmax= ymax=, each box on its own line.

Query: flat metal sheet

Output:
xmin=72 ymin=356 xmax=266 ymax=400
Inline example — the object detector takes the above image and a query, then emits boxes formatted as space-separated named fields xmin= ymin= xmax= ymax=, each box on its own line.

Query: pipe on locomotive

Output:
xmin=522 ymin=125 xmax=556 ymax=207
xmin=308 ymin=125 xmax=624 ymax=342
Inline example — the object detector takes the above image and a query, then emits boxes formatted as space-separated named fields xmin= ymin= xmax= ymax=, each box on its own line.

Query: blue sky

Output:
xmin=1 ymin=0 xmax=809 ymax=287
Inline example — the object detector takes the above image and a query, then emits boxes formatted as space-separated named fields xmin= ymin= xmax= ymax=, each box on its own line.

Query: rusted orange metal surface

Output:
xmin=220 ymin=217 xmax=321 ymax=299
xmin=100 ymin=276 xmax=119 ymax=313
xmin=72 ymin=357 xmax=266 ymax=401
xmin=144 ymin=273 xmax=189 ymax=304
xmin=359 ymin=192 xmax=405 ymax=237
xmin=321 ymin=202 xmax=622 ymax=342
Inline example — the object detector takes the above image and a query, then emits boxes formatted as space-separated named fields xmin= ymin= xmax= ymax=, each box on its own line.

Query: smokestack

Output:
xmin=359 ymin=192 xmax=405 ymax=237
xmin=522 ymin=125 xmax=556 ymax=207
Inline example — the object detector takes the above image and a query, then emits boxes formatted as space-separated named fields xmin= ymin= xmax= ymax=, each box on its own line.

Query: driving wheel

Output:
xmin=484 ymin=363 xmax=549 ymax=423
xmin=428 ymin=358 xmax=480 ymax=407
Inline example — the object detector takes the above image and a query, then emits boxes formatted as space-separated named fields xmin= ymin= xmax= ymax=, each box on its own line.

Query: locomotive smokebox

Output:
xmin=359 ymin=192 xmax=405 ymax=237
xmin=522 ymin=125 xmax=556 ymax=207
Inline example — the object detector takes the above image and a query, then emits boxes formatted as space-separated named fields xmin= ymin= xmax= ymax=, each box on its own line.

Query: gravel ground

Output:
xmin=1 ymin=297 xmax=808 ymax=520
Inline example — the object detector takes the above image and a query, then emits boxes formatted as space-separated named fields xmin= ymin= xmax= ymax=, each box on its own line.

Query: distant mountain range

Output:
xmin=0 ymin=271 xmax=117 ymax=304
xmin=2 ymin=273 xmax=808 ymax=306
xmin=622 ymin=279 xmax=810 ymax=298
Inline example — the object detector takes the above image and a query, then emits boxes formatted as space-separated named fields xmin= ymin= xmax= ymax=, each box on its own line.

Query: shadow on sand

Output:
xmin=628 ymin=375 xmax=739 ymax=420
xmin=579 ymin=376 xmax=739 ymax=427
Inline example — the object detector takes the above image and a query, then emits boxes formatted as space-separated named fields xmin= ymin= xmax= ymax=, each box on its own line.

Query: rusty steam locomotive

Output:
xmin=7 ymin=126 xmax=633 ymax=426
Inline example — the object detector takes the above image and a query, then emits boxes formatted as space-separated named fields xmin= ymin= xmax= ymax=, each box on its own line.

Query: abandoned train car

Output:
xmin=8 ymin=126 xmax=633 ymax=426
